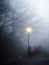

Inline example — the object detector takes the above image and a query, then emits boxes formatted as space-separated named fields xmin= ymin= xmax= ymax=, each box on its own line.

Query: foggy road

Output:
xmin=3 ymin=55 xmax=49 ymax=65
xmin=20 ymin=55 xmax=49 ymax=65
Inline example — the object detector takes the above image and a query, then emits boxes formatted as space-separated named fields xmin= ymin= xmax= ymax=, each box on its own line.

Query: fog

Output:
xmin=0 ymin=0 xmax=49 ymax=56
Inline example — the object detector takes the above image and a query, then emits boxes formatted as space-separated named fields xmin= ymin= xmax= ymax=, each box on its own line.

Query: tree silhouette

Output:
xmin=0 ymin=0 xmax=16 ymax=36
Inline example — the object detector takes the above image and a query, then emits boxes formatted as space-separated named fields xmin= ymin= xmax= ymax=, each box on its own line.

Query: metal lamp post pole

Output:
xmin=28 ymin=33 xmax=29 ymax=55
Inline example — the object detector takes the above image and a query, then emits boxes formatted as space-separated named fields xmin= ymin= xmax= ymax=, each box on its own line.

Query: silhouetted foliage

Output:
xmin=31 ymin=45 xmax=48 ymax=56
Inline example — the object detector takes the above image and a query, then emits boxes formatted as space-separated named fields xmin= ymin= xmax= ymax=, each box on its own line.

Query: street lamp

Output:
xmin=26 ymin=27 xmax=32 ymax=55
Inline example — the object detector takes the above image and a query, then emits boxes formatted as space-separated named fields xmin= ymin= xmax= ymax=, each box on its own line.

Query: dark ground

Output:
xmin=1 ymin=55 xmax=49 ymax=65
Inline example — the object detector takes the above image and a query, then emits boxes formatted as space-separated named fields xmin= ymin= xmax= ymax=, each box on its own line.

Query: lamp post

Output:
xmin=26 ymin=27 xmax=32 ymax=55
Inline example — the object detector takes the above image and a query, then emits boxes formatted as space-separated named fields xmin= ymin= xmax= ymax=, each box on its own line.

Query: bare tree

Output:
xmin=0 ymin=0 xmax=16 ymax=36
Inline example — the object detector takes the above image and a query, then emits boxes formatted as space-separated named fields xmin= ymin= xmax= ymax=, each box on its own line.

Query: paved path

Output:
xmin=3 ymin=55 xmax=49 ymax=65
xmin=20 ymin=55 xmax=49 ymax=65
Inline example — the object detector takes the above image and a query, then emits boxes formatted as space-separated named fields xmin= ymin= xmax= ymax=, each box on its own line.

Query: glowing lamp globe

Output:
xmin=26 ymin=27 xmax=32 ymax=33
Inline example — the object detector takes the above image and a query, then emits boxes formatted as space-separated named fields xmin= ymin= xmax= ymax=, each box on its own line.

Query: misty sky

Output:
xmin=0 ymin=0 xmax=49 ymax=52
